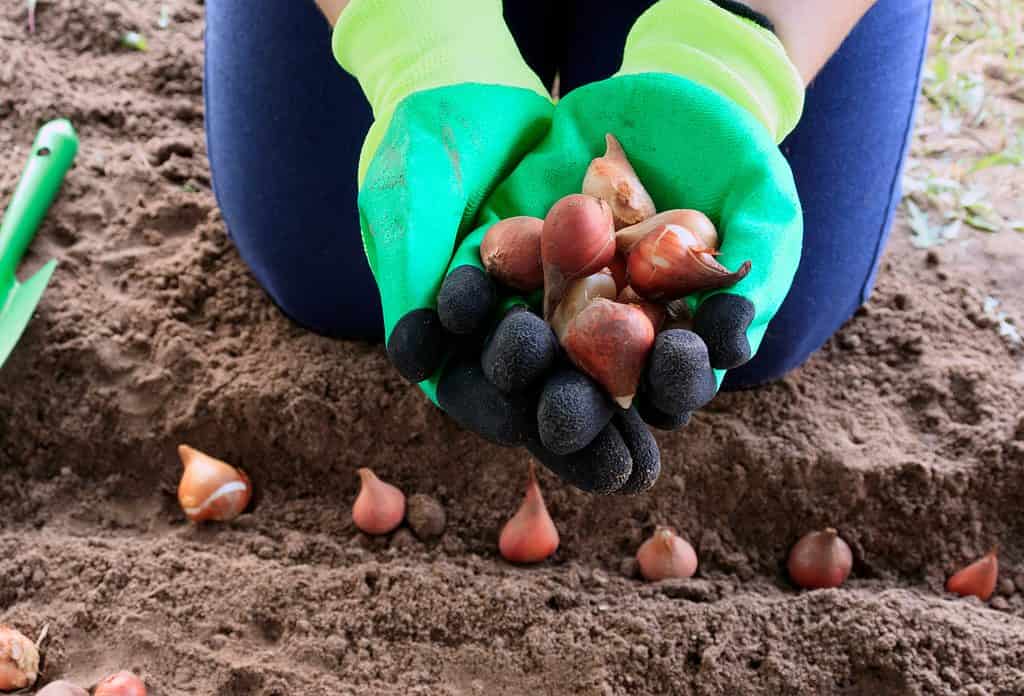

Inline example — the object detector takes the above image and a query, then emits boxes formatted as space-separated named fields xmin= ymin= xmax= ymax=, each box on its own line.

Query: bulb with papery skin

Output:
xmin=636 ymin=527 xmax=698 ymax=581
xmin=549 ymin=269 xmax=618 ymax=342
xmin=563 ymin=298 xmax=655 ymax=409
xmin=617 ymin=286 xmax=667 ymax=333
xmin=36 ymin=681 xmax=89 ymax=696
xmin=541 ymin=194 xmax=616 ymax=318
xmin=607 ymin=253 xmax=628 ymax=293
xmin=177 ymin=445 xmax=252 ymax=523
xmin=787 ymin=528 xmax=853 ymax=590
xmin=628 ymin=224 xmax=750 ymax=301
xmin=352 ymin=468 xmax=406 ymax=535
xmin=499 ymin=463 xmax=559 ymax=564
xmin=94 ymin=671 xmax=147 ymax=696
xmin=582 ymin=134 xmax=657 ymax=230
xmin=616 ymin=209 xmax=719 ymax=254
xmin=947 ymin=548 xmax=998 ymax=601
xmin=480 ymin=216 xmax=545 ymax=291
xmin=0 ymin=626 xmax=38 ymax=692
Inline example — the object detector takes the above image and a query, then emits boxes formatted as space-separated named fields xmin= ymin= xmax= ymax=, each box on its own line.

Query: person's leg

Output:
xmin=561 ymin=0 xmax=932 ymax=388
xmin=204 ymin=1 xmax=559 ymax=340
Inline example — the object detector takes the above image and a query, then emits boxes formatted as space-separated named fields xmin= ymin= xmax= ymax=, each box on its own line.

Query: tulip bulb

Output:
xmin=480 ymin=216 xmax=545 ymax=291
xmin=499 ymin=463 xmax=559 ymax=564
xmin=352 ymin=468 xmax=406 ymax=535
xmin=177 ymin=445 xmax=252 ymax=523
xmin=946 ymin=548 xmax=998 ymax=601
xmin=616 ymin=209 xmax=719 ymax=254
xmin=563 ymin=298 xmax=655 ymax=409
xmin=636 ymin=527 xmax=698 ymax=581
xmin=94 ymin=671 xmax=147 ymax=696
xmin=617 ymin=286 xmax=667 ymax=333
xmin=787 ymin=528 xmax=853 ymax=590
xmin=37 ymin=681 xmax=89 ymax=696
xmin=607 ymin=252 xmax=628 ymax=293
xmin=549 ymin=269 xmax=618 ymax=342
xmin=541 ymin=194 xmax=616 ymax=318
xmin=628 ymin=224 xmax=751 ymax=301
xmin=0 ymin=626 xmax=38 ymax=692
xmin=582 ymin=134 xmax=657 ymax=230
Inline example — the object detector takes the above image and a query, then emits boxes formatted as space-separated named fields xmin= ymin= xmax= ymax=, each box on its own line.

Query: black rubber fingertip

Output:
xmin=527 ymin=424 xmax=632 ymax=495
xmin=482 ymin=309 xmax=558 ymax=393
xmin=386 ymin=309 xmax=449 ymax=383
xmin=635 ymin=391 xmax=691 ymax=431
xmin=644 ymin=330 xmax=717 ymax=415
xmin=614 ymin=408 xmax=661 ymax=495
xmin=437 ymin=265 xmax=496 ymax=336
xmin=694 ymin=294 xmax=755 ymax=369
xmin=437 ymin=355 xmax=536 ymax=447
xmin=537 ymin=368 xmax=615 ymax=455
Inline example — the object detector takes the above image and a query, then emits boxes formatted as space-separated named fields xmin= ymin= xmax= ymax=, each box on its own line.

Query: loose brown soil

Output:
xmin=2 ymin=1 xmax=1023 ymax=694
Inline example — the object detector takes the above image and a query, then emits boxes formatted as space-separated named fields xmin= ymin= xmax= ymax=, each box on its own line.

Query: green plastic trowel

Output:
xmin=0 ymin=119 xmax=79 ymax=369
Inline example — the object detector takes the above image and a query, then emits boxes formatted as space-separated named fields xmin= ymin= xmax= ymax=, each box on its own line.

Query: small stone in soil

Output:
xmin=405 ymin=494 xmax=446 ymax=540
xmin=619 ymin=557 xmax=639 ymax=579
xmin=990 ymin=596 xmax=1009 ymax=611
xmin=390 ymin=528 xmax=418 ymax=550
xmin=998 ymin=577 xmax=1015 ymax=596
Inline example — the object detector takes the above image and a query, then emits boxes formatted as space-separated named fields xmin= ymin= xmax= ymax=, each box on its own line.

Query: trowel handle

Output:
xmin=0 ymin=119 xmax=79 ymax=280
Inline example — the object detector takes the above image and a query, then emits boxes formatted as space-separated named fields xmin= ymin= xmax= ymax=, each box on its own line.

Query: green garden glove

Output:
xmin=332 ymin=0 xmax=553 ymax=407
xmin=471 ymin=0 xmax=806 ymax=480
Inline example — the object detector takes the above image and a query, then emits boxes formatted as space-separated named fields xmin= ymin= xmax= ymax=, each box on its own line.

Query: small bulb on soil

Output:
xmin=353 ymin=468 xmax=406 ymax=536
xmin=36 ymin=681 xmax=89 ymax=696
xmin=628 ymin=224 xmax=750 ymax=301
xmin=0 ymin=626 xmax=39 ymax=692
xmin=499 ymin=463 xmax=559 ymax=564
xmin=480 ymin=216 xmax=545 ymax=291
xmin=177 ymin=445 xmax=252 ymax=523
xmin=582 ymin=134 xmax=657 ymax=230
xmin=636 ymin=527 xmax=698 ymax=581
xmin=541 ymin=194 xmax=616 ymax=318
xmin=94 ymin=671 xmax=147 ymax=696
xmin=405 ymin=493 xmax=446 ymax=541
xmin=947 ymin=548 xmax=999 ymax=601
xmin=563 ymin=298 xmax=655 ymax=409
xmin=787 ymin=528 xmax=853 ymax=590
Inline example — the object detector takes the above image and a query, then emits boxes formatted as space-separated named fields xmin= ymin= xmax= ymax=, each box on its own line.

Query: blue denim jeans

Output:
xmin=204 ymin=0 xmax=932 ymax=388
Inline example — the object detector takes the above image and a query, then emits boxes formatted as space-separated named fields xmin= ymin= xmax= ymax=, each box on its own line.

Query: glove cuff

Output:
xmin=617 ymin=0 xmax=804 ymax=143
xmin=333 ymin=0 xmax=549 ymax=121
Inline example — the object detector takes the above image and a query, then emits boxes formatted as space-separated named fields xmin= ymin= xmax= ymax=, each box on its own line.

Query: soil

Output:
xmin=2 ymin=1 xmax=1023 ymax=694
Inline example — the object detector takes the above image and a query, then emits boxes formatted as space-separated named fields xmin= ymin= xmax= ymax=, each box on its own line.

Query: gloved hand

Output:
xmin=466 ymin=0 xmax=805 ymax=484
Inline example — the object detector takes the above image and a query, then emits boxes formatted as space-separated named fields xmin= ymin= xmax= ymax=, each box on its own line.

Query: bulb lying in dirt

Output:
xmin=177 ymin=445 xmax=252 ymax=523
xmin=616 ymin=209 xmax=719 ymax=254
xmin=541 ymin=194 xmax=616 ymax=318
xmin=636 ymin=527 xmax=698 ymax=581
xmin=946 ymin=548 xmax=998 ymax=601
xmin=36 ymin=681 xmax=89 ymax=696
xmin=0 ymin=626 xmax=39 ymax=692
xmin=549 ymin=269 xmax=618 ymax=342
xmin=499 ymin=463 xmax=559 ymax=564
xmin=352 ymin=468 xmax=406 ymax=536
xmin=582 ymin=134 xmax=657 ymax=230
xmin=787 ymin=528 xmax=853 ymax=590
xmin=563 ymin=298 xmax=655 ymax=409
xmin=480 ymin=216 xmax=545 ymax=292
xmin=628 ymin=224 xmax=751 ymax=301
xmin=94 ymin=671 xmax=147 ymax=696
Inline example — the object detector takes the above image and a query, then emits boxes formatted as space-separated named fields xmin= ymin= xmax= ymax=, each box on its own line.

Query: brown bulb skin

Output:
xmin=549 ymin=269 xmax=618 ymax=342
xmin=946 ymin=548 xmax=998 ymax=601
xmin=0 ymin=626 xmax=39 ymax=692
xmin=617 ymin=286 xmax=667 ymax=333
xmin=628 ymin=224 xmax=750 ymax=301
xmin=607 ymin=253 xmax=628 ymax=293
xmin=787 ymin=528 xmax=853 ymax=590
xmin=563 ymin=299 xmax=655 ymax=409
xmin=499 ymin=464 xmax=559 ymax=564
xmin=94 ymin=671 xmax=147 ymax=696
xmin=582 ymin=134 xmax=657 ymax=230
xmin=480 ymin=216 xmax=545 ymax=292
xmin=636 ymin=528 xmax=698 ymax=581
xmin=616 ymin=209 xmax=719 ymax=254
xmin=177 ymin=445 xmax=252 ymax=523
xmin=36 ymin=681 xmax=89 ymax=696
xmin=541 ymin=194 xmax=616 ymax=318
xmin=352 ymin=468 xmax=406 ymax=536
